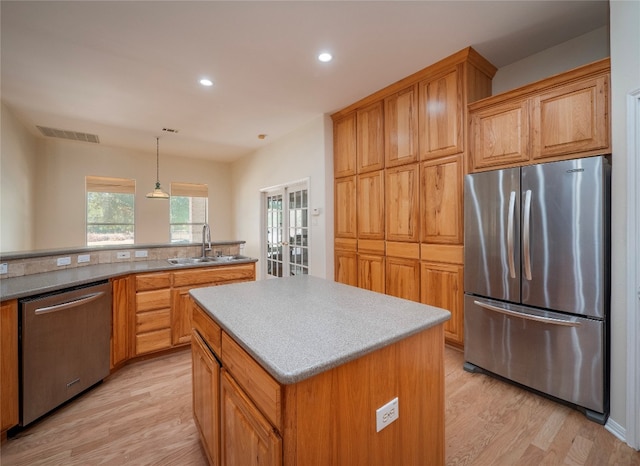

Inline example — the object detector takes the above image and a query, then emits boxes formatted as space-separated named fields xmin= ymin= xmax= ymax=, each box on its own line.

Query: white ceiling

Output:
xmin=1 ymin=1 xmax=608 ymax=162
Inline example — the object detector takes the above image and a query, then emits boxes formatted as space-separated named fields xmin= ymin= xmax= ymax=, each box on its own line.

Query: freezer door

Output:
xmin=521 ymin=156 xmax=609 ymax=318
xmin=464 ymin=295 xmax=605 ymax=415
xmin=464 ymin=167 xmax=520 ymax=302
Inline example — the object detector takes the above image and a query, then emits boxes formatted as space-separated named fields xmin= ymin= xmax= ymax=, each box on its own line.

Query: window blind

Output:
xmin=86 ymin=176 xmax=135 ymax=194
xmin=170 ymin=182 xmax=208 ymax=198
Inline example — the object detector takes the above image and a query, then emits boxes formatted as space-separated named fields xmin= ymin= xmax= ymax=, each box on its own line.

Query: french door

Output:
xmin=264 ymin=181 xmax=309 ymax=278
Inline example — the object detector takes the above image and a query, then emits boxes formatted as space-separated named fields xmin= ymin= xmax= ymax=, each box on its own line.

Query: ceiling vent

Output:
xmin=162 ymin=127 xmax=179 ymax=133
xmin=36 ymin=126 xmax=100 ymax=144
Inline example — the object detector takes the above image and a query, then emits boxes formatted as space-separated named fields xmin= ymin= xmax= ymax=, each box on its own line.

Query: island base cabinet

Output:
xmin=192 ymin=330 xmax=220 ymax=466
xmin=282 ymin=324 xmax=445 ymax=466
xmin=221 ymin=371 xmax=282 ymax=466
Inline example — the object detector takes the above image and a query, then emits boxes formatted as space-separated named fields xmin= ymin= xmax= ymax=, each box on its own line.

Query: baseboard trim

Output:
xmin=605 ymin=417 xmax=627 ymax=444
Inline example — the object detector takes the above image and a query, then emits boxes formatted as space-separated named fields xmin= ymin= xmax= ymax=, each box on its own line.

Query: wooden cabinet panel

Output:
xmin=173 ymin=263 xmax=255 ymax=288
xmin=111 ymin=277 xmax=129 ymax=369
xmin=135 ymin=288 xmax=171 ymax=312
xmin=532 ymin=74 xmax=609 ymax=159
xmin=419 ymin=65 xmax=464 ymax=160
xmin=357 ymin=254 xmax=385 ymax=294
xmin=135 ymin=272 xmax=171 ymax=292
xmin=335 ymin=250 xmax=357 ymax=287
xmin=1 ymin=300 xmax=19 ymax=433
xmin=386 ymin=257 xmax=420 ymax=302
xmin=357 ymin=170 xmax=384 ymax=239
xmin=135 ymin=328 xmax=172 ymax=355
xmin=136 ymin=309 xmax=171 ymax=334
xmin=192 ymin=330 xmax=220 ymax=466
xmin=334 ymin=176 xmax=357 ymax=239
xmin=421 ymin=262 xmax=464 ymax=347
xmin=385 ymin=84 xmax=418 ymax=167
xmin=470 ymin=99 xmax=530 ymax=170
xmin=420 ymin=155 xmax=463 ymax=244
xmin=192 ymin=302 xmax=222 ymax=355
xmin=221 ymin=371 xmax=282 ymax=466
xmin=386 ymin=164 xmax=419 ymax=242
xmin=171 ymin=288 xmax=193 ymax=346
xmin=334 ymin=112 xmax=357 ymax=177
xmin=357 ymin=101 xmax=384 ymax=173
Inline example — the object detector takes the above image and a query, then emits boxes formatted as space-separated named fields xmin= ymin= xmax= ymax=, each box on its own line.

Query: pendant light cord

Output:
xmin=156 ymin=137 xmax=160 ymax=184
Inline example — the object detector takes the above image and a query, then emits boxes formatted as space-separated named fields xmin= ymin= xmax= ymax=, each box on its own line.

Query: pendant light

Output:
xmin=146 ymin=137 xmax=170 ymax=199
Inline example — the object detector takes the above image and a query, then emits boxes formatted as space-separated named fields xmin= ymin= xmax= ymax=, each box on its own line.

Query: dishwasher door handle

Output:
xmin=34 ymin=291 xmax=106 ymax=315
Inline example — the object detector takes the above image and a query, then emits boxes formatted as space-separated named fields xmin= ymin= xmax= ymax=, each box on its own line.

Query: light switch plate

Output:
xmin=77 ymin=254 xmax=90 ymax=263
xmin=116 ymin=251 xmax=131 ymax=259
xmin=0 ymin=263 xmax=7 ymax=274
xmin=135 ymin=250 xmax=148 ymax=258
xmin=376 ymin=397 xmax=399 ymax=432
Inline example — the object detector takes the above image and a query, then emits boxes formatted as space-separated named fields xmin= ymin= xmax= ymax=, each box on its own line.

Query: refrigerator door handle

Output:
xmin=473 ymin=300 xmax=581 ymax=327
xmin=523 ymin=189 xmax=533 ymax=281
xmin=507 ymin=191 xmax=517 ymax=279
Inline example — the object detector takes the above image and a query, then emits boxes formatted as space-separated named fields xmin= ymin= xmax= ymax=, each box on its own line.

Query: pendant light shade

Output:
xmin=146 ymin=137 xmax=169 ymax=199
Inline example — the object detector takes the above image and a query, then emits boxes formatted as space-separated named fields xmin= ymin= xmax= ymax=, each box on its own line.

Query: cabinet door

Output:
xmin=221 ymin=371 xmax=282 ymax=466
xmin=470 ymin=99 xmax=530 ymax=170
xmin=357 ymin=101 xmax=384 ymax=173
xmin=172 ymin=287 xmax=195 ymax=346
xmin=334 ymin=176 xmax=357 ymax=239
xmin=1 ymin=300 xmax=19 ymax=432
xmin=335 ymin=250 xmax=357 ymax=287
xmin=334 ymin=112 xmax=357 ymax=177
xmin=385 ymin=84 xmax=418 ymax=167
xmin=357 ymin=170 xmax=384 ymax=239
xmin=192 ymin=330 xmax=220 ymax=466
xmin=421 ymin=261 xmax=463 ymax=346
xmin=532 ymin=74 xmax=609 ymax=159
xmin=386 ymin=163 xmax=419 ymax=242
xmin=419 ymin=65 xmax=464 ymax=160
xmin=111 ymin=277 xmax=129 ymax=368
xmin=420 ymin=155 xmax=463 ymax=244
xmin=386 ymin=257 xmax=420 ymax=302
xmin=357 ymin=254 xmax=385 ymax=294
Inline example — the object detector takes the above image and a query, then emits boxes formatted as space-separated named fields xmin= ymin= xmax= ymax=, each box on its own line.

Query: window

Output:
xmin=86 ymin=176 xmax=135 ymax=246
xmin=170 ymin=182 xmax=208 ymax=243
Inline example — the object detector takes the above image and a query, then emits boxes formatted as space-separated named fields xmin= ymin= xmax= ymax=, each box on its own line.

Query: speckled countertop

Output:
xmin=0 ymin=257 xmax=257 ymax=300
xmin=189 ymin=275 xmax=451 ymax=385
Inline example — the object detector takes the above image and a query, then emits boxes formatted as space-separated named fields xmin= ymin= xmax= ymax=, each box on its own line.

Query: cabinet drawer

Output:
xmin=135 ymin=272 xmax=172 ymax=291
xmin=192 ymin=302 xmax=222 ymax=356
xmin=173 ymin=264 xmax=255 ymax=288
xmin=136 ymin=308 xmax=171 ymax=333
xmin=135 ymin=328 xmax=172 ymax=355
xmin=136 ymin=289 xmax=171 ymax=312
xmin=221 ymin=332 xmax=282 ymax=430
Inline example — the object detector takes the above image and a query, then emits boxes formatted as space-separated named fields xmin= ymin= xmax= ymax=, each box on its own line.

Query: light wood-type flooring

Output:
xmin=1 ymin=346 xmax=638 ymax=465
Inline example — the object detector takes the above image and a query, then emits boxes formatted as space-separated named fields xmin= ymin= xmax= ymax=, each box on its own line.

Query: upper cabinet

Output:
xmin=385 ymin=84 xmax=419 ymax=167
xmin=419 ymin=65 xmax=464 ymax=160
xmin=334 ymin=112 xmax=357 ymax=178
xmin=357 ymin=102 xmax=385 ymax=173
xmin=469 ymin=59 xmax=610 ymax=172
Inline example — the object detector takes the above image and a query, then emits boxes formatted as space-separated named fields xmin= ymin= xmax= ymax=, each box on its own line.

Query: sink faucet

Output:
xmin=202 ymin=224 xmax=211 ymax=258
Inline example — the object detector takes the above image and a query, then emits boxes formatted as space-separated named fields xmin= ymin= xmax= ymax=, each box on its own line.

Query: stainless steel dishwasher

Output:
xmin=19 ymin=280 xmax=111 ymax=426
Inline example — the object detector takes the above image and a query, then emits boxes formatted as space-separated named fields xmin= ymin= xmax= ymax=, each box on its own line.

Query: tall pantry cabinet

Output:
xmin=333 ymin=47 xmax=496 ymax=347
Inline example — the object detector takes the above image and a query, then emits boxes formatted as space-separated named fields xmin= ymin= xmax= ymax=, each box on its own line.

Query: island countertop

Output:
xmin=189 ymin=275 xmax=450 ymax=385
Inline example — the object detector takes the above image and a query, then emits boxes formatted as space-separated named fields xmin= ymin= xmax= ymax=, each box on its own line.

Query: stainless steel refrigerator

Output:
xmin=463 ymin=155 xmax=610 ymax=424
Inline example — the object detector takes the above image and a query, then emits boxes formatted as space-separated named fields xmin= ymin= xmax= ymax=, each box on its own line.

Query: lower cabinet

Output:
xmin=192 ymin=329 xmax=221 ymax=465
xmin=220 ymin=371 xmax=282 ymax=466
xmin=421 ymin=261 xmax=464 ymax=347
xmin=1 ymin=300 xmax=19 ymax=434
xmin=334 ymin=249 xmax=358 ymax=287
xmin=357 ymin=254 xmax=385 ymax=293
xmin=386 ymin=256 xmax=420 ymax=302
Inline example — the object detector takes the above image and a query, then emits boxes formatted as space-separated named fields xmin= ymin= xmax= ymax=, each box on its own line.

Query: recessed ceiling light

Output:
xmin=318 ymin=52 xmax=332 ymax=63
xmin=199 ymin=78 xmax=213 ymax=87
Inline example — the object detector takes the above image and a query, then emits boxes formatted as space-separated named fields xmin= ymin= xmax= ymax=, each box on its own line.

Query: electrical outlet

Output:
xmin=0 ymin=263 xmax=7 ymax=274
xmin=116 ymin=251 xmax=131 ymax=259
xmin=135 ymin=250 xmax=148 ymax=258
xmin=376 ymin=397 xmax=399 ymax=432
xmin=57 ymin=257 xmax=71 ymax=266
xmin=77 ymin=254 xmax=91 ymax=263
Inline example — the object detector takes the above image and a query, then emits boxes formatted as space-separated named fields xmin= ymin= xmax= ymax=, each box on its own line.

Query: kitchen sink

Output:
xmin=167 ymin=255 xmax=250 ymax=265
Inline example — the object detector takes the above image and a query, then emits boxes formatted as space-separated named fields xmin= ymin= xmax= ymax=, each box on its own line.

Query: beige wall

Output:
xmin=492 ymin=26 xmax=610 ymax=94
xmin=0 ymin=103 xmax=38 ymax=251
xmin=230 ymin=114 xmax=333 ymax=280
xmin=1 ymin=112 xmax=234 ymax=251
xmin=610 ymin=0 xmax=640 ymax=439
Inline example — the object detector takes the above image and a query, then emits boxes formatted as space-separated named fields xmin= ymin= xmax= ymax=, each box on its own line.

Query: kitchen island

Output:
xmin=189 ymin=275 xmax=450 ymax=466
